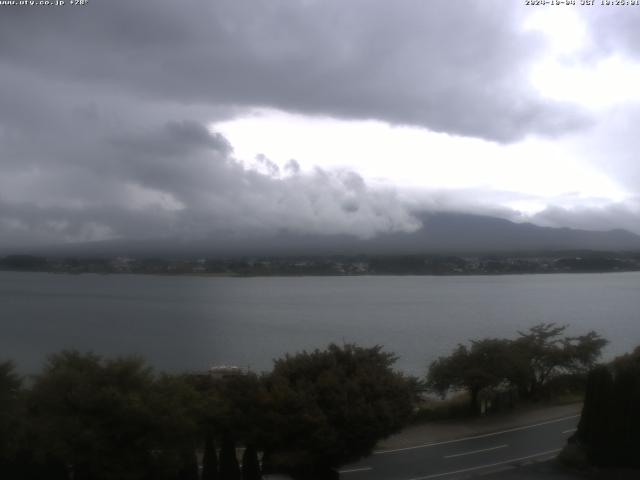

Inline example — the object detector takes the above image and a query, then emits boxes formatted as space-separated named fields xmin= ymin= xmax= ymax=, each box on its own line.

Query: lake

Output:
xmin=1 ymin=271 xmax=639 ymax=376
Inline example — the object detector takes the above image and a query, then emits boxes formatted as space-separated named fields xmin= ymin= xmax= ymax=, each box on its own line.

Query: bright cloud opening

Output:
xmin=524 ymin=8 xmax=640 ymax=110
xmin=213 ymin=110 xmax=630 ymax=215
xmin=531 ymin=55 xmax=640 ymax=109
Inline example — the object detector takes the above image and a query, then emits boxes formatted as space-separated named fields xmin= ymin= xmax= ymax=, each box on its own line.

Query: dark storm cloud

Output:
xmin=0 ymin=199 xmax=179 ymax=246
xmin=0 ymin=0 xmax=635 ymax=247
xmin=0 ymin=0 xmax=588 ymax=142
xmin=0 ymin=83 xmax=420 ymax=247
xmin=0 ymin=53 xmax=421 ymax=247
xmin=110 ymin=121 xmax=232 ymax=159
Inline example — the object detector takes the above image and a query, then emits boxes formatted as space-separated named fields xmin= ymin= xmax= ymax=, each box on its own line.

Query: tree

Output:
xmin=177 ymin=449 xmax=199 ymax=480
xmin=427 ymin=339 xmax=513 ymax=414
xmin=575 ymin=365 xmax=614 ymax=464
xmin=427 ymin=325 xmax=608 ymax=411
xmin=149 ymin=373 xmax=203 ymax=454
xmin=27 ymin=351 xmax=204 ymax=480
xmin=574 ymin=346 xmax=640 ymax=467
xmin=0 ymin=361 xmax=21 ymax=446
xmin=241 ymin=445 xmax=261 ymax=480
xmin=142 ymin=372 xmax=204 ymax=480
xmin=0 ymin=361 xmax=23 ymax=476
xmin=202 ymin=432 xmax=219 ymax=480
xmin=28 ymin=351 xmax=158 ymax=480
xmin=219 ymin=433 xmax=241 ymax=480
xmin=211 ymin=373 xmax=269 ymax=447
xmin=512 ymin=324 xmax=607 ymax=399
xmin=262 ymin=344 xmax=416 ymax=477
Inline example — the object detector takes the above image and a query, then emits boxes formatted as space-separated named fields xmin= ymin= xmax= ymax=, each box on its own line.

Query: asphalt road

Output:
xmin=339 ymin=415 xmax=579 ymax=480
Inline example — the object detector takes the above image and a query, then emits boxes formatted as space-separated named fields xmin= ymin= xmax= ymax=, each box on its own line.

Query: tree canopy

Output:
xmin=427 ymin=339 xmax=514 ymax=413
xmin=427 ymin=323 xmax=607 ymax=412
xmin=575 ymin=346 xmax=640 ymax=467
xmin=0 ymin=344 xmax=418 ymax=480
xmin=512 ymin=323 xmax=607 ymax=398
xmin=0 ymin=361 xmax=22 ymax=469
xmin=262 ymin=344 xmax=417 ymax=476
xmin=19 ymin=351 xmax=204 ymax=480
xmin=28 ymin=351 xmax=159 ymax=480
xmin=2 ymin=328 xmax=605 ymax=479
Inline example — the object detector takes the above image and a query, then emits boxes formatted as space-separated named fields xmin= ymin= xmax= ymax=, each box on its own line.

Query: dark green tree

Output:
xmin=0 ymin=361 xmax=20 ymax=443
xmin=262 ymin=344 xmax=416 ymax=476
xmin=241 ymin=445 xmax=261 ymax=480
xmin=28 ymin=351 xmax=157 ymax=480
xmin=202 ymin=432 xmax=219 ymax=480
xmin=0 ymin=361 xmax=24 ymax=477
xmin=177 ymin=449 xmax=199 ymax=480
xmin=512 ymin=324 xmax=607 ymax=399
xmin=427 ymin=339 xmax=514 ymax=414
xmin=212 ymin=373 xmax=269 ymax=447
xmin=576 ymin=365 xmax=614 ymax=464
xmin=219 ymin=433 xmax=241 ymax=480
xmin=428 ymin=325 xmax=607 ymax=411
xmin=149 ymin=373 xmax=203 ymax=453
xmin=609 ymin=362 xmax=639 ymax=466
xmin=189 ymin=372 xmax=267 ymax=478
xmin=575 ymin=347 xmax=640 ymax=467
xmin=27 ymin=351 xmax=204 ymax=480
xmin=146 ymin=449 xmax=181 ymax=480
xmin=608 ymin=346 xmax=640 ymax=467
xmin=142 ymin=373 xmax=204 ymax=480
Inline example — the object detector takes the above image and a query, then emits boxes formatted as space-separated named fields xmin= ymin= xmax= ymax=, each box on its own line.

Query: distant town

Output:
xmin=2 ymin=251 xmax=640 ymax=276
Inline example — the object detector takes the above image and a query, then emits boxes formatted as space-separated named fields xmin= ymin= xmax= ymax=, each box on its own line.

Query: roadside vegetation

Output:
xmin=561 ymin=345 xmax=640 ymax=470
xmin=422 ymin=324 xmax=640 ymax=472
xmin=424 ymin=323 xmax=607 ymax=416
xmin=0 ymin=324 xmax=625 ymax=479
xmin=0 ymin=345 xmax=416 ymax=480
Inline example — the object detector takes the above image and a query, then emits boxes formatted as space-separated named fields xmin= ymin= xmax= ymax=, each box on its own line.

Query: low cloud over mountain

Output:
xmin=2 ymin=1 xmax=640 ymax=249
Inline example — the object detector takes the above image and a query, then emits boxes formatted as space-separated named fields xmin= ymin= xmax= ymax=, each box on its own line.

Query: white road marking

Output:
xmin=406 ymin=449 xmax=562 ymax=480
xmin=562 ymin=428 xmax=577 ymax=434
xmin=375 ymin=415 xmax=580 ymax=454
xmin=443 ymin=444 xmax=508 ymax=459
xmin=338 ymin=467 xmax=373 ymax=474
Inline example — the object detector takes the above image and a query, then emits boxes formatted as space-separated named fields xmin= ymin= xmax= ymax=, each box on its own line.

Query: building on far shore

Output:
xmin=209 ymin=365 xmax=247 ymax=380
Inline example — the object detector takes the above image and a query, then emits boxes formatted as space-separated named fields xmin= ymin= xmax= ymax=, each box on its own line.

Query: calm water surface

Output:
xmin=1 ymin=271 xmax=639 ymax=375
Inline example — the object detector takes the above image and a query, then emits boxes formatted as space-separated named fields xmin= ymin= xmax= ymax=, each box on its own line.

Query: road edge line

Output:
xmin=406 ymin=448 xmax=561 ymax=480
xmin=339 ymin=467 xmax=373 ymax=474
xmin=375 ymin=415 xmax=579 ymax=454
xmin=443 ymin=444 xmax=508 ymax=459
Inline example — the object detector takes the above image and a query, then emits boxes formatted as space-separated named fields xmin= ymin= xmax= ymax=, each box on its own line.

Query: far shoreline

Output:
xmin=2 ymin=268 xmax=640 ymax=279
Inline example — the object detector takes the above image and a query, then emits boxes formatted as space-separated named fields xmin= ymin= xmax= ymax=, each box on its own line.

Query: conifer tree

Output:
xmin=219 ymin=434 xmax=240 ymax=480
xmin=177 ymin=449 xmax=199 ymax=480
xmin=241 ymin=445 xmax=261 ymax=480
xmin=577 ymin=365 xmax=614 ymax=465
xmin=202 ymin=433 xmax=219 ymax=480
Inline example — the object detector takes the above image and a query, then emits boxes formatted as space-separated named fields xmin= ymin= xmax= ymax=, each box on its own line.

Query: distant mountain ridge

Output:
xmin=8 ymin=212 xmax=640 ymax=258
xmin=380 ymin=212 xmax=640 ymax=253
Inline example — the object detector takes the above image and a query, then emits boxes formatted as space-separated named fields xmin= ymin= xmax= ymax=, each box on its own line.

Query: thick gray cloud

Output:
xmin=0 ymin=0 xmax=588 ymax=142
xmin=0 ymin=87 xmax=420 ymax=247
xmin=532 ymin=202 xmax=640 ymax=235
xmin=0 ymin=0 xmax=637 ymax=248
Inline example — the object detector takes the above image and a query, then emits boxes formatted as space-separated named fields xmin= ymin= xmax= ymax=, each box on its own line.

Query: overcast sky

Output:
xmin=1 ymin=0 xmax=640 ymax=248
